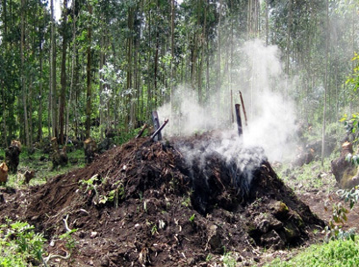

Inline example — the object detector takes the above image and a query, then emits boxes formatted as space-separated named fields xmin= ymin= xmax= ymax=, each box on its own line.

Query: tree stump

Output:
xmin=50 ymin=137 xmax=68 ymax=169
xmin=0 ymin=162 xmax=9 ymax=184
xmin=84 ymin=138 xmax=97 ymax=164
xmin=5 ymin=140 xmax=22 ymax=174
xmin=331 ymin=142 xmax=359 ymax=188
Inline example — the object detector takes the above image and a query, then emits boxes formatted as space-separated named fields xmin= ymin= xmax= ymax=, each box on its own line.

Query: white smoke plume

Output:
xmin=158 ymin=39 xmax=299 ymax=163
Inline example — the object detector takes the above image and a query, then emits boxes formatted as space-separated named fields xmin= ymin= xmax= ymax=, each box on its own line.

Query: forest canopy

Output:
xmin=0 ymin=0 xmax=358 ymax=148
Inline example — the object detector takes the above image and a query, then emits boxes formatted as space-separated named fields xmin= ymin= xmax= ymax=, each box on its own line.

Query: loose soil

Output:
xmin=0 ymin=132 xmax=351 ymax=266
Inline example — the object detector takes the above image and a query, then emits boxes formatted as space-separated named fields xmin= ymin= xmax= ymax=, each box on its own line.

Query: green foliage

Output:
xmin=346 ymin=53 xmax=359 ymax=92
xmin=79 ymin=174 xmax=99 ymax=192
xmin=222 ymin=250 xmax=236 ymax=267
xmin=266 ymin=237 xmax=359 ymax=267
xmin=189 ymin=213 xmax=195 ymax=222
xmin=324 ymin=201 xmax=351 ymax=241
xmin=59 ymin=228 xmax=78 ymax=252
xmin=323 ymin=188 xmax=359 ymax=241
xmin=0 ymin=220 xmax=46 ymax=266
xmin=338 ymin=187 xmax=359 ymax=209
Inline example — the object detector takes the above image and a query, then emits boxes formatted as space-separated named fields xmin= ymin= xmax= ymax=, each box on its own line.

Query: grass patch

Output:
xmin=266 ymin=237 xmax=359 ymax=267
xmin=274 ymin=158 xmax=336 ymax=193
xmin=0 ymin=148 xmax=86 ymax=188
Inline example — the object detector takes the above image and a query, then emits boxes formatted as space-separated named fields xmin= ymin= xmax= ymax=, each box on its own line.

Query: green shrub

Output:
xmin=0 ymin=220 xmax=46 ymax=266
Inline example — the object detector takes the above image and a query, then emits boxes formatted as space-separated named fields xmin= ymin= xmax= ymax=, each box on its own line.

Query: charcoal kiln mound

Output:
xmin=0 ymin=131 xmax=324 ymax=266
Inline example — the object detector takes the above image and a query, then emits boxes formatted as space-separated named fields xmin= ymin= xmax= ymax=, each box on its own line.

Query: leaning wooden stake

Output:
xmin=235 ymin=104 xmax=243 ymax=137
xmin=239 ymin=91 xmax=248 ymax=126
xmin=136 ymin=123 xmax=148 ymax=138
xmin=230 ymin=90 xmax=234 ymax=123
xmin=152 ymin=111 xmax=162 ymax=141
xmin=151 ymin=119 xmax=169 ymax=141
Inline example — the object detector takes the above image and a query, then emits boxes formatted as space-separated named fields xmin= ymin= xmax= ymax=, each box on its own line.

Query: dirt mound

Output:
xmin=0 ymin=132 xmax=324 ymax=266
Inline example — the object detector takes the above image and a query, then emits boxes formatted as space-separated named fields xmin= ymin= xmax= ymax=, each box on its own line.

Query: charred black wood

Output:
xmin=235 ymin=104 xmax=243 ymax=137
xmin=151 ymin=119 xmax=169 ymax=141
xmin=152 ymin=111 xmax=162 ymax=141
xmin=239 ymin=91 xmax=248 ymax=126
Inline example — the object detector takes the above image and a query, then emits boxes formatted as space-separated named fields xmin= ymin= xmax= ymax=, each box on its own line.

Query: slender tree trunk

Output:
xmin=198 ymin=0 xmax=206 ymax=104
xmin=85 ymin=3 xmax=93 ymax=139
xmin=2 ymin=86 xmax=7 ymax=147
xmin=51 ymin=0 xmax=57 ymax=138
xmin=126 ymin=6 xmax=134 ymax=130
xmin=286 ymin=0 xmax=292 ymax=75
xmin=66 ymin=0 xmax=77 ymax=145
xmin=21 ymin=0 xmax=30 ymax=147
xmin=59 ymin=0 xmax=68 ymax=145
xmin=38 ymin=41 xmax=43 ymax=142
xmin=265 ymin=0 xmax=269 ymax=46
xmin=321 ymin=0 xmax=329 ymax=166
xmin=99 ymin=31 xmax=105 ymax=139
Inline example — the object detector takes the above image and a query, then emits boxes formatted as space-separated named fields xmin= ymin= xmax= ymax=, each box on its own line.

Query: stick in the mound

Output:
xmin=151 ymin=119 xmax=169 ymax=141
xmin=152 ymin=111 xmax=162 ymax=141
xmin=239 ymin=91 xmax=248 ymax=126
xmin=235 ymin=104 xmax=243 ymax=137
xmin=136 ymin=124 xmax=148 ymax=138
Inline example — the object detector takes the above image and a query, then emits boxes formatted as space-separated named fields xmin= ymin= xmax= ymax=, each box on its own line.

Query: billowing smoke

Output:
xmin=158 ymin=39 xmax=299 ymax=163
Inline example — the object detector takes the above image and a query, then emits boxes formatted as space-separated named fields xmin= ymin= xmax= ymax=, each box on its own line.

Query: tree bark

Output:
xmin=321 ymin=0 xmax=329 ymax=166
xmin=21 ymin=0 xmax=30 ymax=147
xmin=50 ymin=0 xmax=58 ymax=139
xmin=85 ymin=4 xmax=93 ymax=139
xmin=59 ymin=0 xmax=68 ymax=145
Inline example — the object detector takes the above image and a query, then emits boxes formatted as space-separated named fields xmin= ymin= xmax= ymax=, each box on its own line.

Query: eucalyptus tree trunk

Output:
xmin=321 ymin=0 xmax=329 ymax=166
xmin=21 ymin=0 xmax=30 ymax=147
xmin=265 ymin=0 xmax=269 ymax=46
xmin=198 ymin=0 xmax=207 ymax=105
xmin=285 ymin=0 xmax=292 ymax=76
xmin=126 ymin=5 xmax=134 ymax=130
xmin=85 ymin=3 xmax=93 ymax=139
xmin=170 ymin=0 xmax=175 ymax=118
xmin=147 ymin=7 xmax=152 ymax=116
xmin=2 ymin=87 xmax=7 ymax=147
xmin=2 ymin=0 xmax=7 ymax=147
xmin=66 ymin=0 xmax=77 ymax=145
xmin=37 ymin=41 xmax=43 ymax=142
xmin=59 ymin=0 xmax=68 ymax=145
xmin=217 ymin=0 xmax=222 ymax=122
xmin=50 ymin=0 xmax=57 ymax=139
xmin=99 ymin=32 xmax=105 ymax=139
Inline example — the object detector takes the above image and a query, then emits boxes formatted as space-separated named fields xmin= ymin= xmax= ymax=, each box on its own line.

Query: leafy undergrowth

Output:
xmin=266 ymin=237 xmax=359 ymax=267
xmin=0 ymin=220 xmax=45 ymax=267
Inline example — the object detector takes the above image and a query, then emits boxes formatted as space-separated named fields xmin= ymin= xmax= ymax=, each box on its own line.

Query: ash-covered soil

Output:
xmin=0 ymin=132 xmax=325 ymax=266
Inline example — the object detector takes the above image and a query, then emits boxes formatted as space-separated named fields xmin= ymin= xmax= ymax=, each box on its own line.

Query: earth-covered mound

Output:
xmin=0 ymin=131 xmax=324 ymax=266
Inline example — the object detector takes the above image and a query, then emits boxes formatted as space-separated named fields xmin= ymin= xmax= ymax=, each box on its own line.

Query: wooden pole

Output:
xmin=239 ymin=91 xmax=248 ymax=126
xmin=235 ymin=104 xmax=243 ymax=137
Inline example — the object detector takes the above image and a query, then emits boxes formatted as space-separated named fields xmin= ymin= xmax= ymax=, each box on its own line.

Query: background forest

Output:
xmin=0 ymin=0 xmax=358 ymax=152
